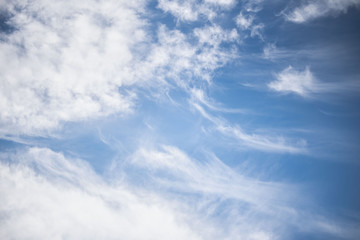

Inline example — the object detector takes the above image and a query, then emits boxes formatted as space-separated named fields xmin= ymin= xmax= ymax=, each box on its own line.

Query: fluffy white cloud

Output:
xmin=0 ymin=0 xmax=147 ymax=136
xmin=139 ymin=24 xmax=238 ymax=87
xmin=285 ymin=0 xmax=360 ymax=23
xmin=0 ymin=0 xmax=239 ymax=136
xmin=157 ymin=0 xmax=202 ymax=21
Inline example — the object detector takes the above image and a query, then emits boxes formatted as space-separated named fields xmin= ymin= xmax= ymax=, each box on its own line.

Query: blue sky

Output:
xmin=1 ymin=0 xmax=360 ymax=239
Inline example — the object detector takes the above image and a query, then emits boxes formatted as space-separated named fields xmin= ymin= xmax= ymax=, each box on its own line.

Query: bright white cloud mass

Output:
xmin=1 ymin=0 xmax=360 ymax=240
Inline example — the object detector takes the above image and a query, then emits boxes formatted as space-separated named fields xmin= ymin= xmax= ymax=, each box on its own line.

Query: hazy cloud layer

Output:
xmin=0 ymin=148 xmax=201 ymax=240
xmin=1 ymin=147 xmax=355 ymax=240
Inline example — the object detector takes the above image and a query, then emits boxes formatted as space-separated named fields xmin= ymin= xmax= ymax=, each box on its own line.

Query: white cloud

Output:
xmin=268 ymin=66 xmax=319 ymax=97
xmin=285 ymin=0 xmax=360 ymax=23
xmin=119 ymin=145 xmax=358 ymax=239
xmin=130 ymin=145 xmax=293 ymax=203
xmin=235 ymin=11 xmax=264 ymax=40
xmin=217 ymin=124 xmax=307 ymax=153
xmin=268 ymin=66 xmax=360 ymax=98
xmin=157 ymin=0 xmax=236 ymax=22
xmin=0 ymin=0 xmax=146 ymax=136
xmin=0 ymin=147 xmax=202 ymax=240
xmin=235 ymin=12 xmax=254 ymax=30
xmin=262 ymin=44 xmax=310 ymax=61
xmin=263 ymin=43 xmax=277 ymax=59
xmin=1 ymin=147 xmax=357 ymax=239
xmin=190 ymin=95 xmax=307 ymax=153
xmin=138 ymin=24 xmax=238 ymax=87
xmin=194 ymin=24 xmax=238 ymax=46
xmin=0 ymin=1 xmax=239 ymax=136
xmin=157 ymin=0 xmax=202 ymax=21
xmin=250 ymin=23 xmax=264 ymax=39
xmin=242 ymin=0 xmax=264 ymax=12
xmin=204 ymin=0 xmax=236 ymax=7
xmin=190 ymin=88 xmax=249 ymax=113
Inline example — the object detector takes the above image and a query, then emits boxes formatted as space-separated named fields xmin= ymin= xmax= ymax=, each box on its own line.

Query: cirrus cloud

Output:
xmin=1 ymin=147 xmax=356 ymax=240
xmin=285 ymin=0 xmax=360 ymax=23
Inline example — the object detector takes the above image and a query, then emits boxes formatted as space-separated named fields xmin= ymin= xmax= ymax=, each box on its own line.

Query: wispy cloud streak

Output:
xmin=2 ymin=147 xmax=356 ymax=239
xmin=0 ymin=148 xmax=202 ymax=240
xmin=269 ymin=66 xmax=360 ymax=98
xmin=284 ymin=0 xmax=360 ymax=23
xmin=190 ymin=90 xmax=307 ymax=153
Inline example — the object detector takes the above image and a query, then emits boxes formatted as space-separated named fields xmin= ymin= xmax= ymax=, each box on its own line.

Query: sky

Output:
xmin=0 ymin=0 xmax=360 ymax=239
